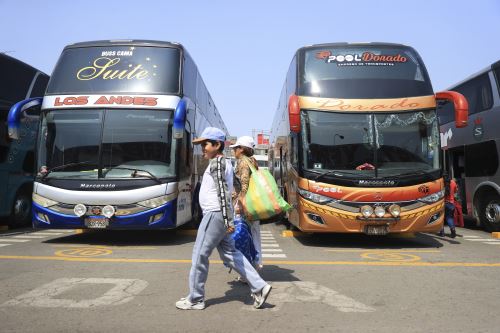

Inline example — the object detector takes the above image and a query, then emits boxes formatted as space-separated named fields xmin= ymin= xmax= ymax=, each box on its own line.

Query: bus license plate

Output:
xmin=84 ymin=217 xmax=109 ymax=229
xmin=364 ymin=225 xmax=388 ymax=235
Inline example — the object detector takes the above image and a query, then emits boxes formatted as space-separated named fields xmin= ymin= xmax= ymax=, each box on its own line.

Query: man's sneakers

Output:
xmin=176 ymin=285 xmax=272 ymax=310
xmin=253 ymin=284 xmax=272 ymax=309
xmin=175 ymin=297 xmax=205 ymax=310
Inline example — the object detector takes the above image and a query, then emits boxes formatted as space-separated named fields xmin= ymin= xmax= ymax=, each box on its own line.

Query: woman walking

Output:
xmin=230 ymin=136 xmax=263 ymax=270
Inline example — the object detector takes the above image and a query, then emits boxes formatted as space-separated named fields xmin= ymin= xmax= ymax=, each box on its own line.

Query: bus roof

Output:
xmin=63 ymin=40 xmax=184 ymax=50
xmin=445 ymin=59 xmax=500 ymax=90
xmin=297 ymin=42 xmax=411 ymax=52
xmin=0 ymin=53 xmax=48 ymax=76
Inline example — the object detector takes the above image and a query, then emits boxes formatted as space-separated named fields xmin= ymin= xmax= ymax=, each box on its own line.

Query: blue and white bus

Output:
xmin=8 ymin=40 xmax=228 ymax=229
xmin=1 ymin=53 xmax=49 ymax=227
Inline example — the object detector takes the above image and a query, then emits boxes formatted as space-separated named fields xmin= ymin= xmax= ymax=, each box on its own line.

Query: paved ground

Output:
xmin=0 ymin=222 xmax=499 ymax=332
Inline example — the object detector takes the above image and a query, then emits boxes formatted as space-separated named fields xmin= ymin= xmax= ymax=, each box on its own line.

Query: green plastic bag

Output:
xmin=241 ymin=162 xmax=291 ymax=221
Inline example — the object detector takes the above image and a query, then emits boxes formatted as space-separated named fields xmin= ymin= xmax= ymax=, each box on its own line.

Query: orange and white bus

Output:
xmin=269 ymin=43 xmax=468 ymax=234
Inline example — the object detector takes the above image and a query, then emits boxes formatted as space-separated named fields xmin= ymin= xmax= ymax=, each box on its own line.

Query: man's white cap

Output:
xmin=230 ymin=136 xmax=255 ymax=149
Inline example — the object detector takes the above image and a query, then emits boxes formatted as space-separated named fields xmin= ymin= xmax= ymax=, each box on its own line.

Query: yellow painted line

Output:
xmin=0 ymin=255 xmax=499 ymax=267
xmin=176 ymin=230 xmax=198 ymax=236
xmin=325 ymin=249 xmax=440 ymax=253
xmin=282 ymin=230 xmax=312 ymax=237
xmin=50 ymin=245 xmax=156 ymax=250
xmin=75 ymin=229 xmax=96 ymax=234
xmin=0 ymin=255 xmax=192 ymax=263
xmin=492 ymin=232 xmax=500 ymax=239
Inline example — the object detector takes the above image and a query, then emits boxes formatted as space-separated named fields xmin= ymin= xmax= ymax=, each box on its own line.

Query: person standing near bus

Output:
xmin=175 ymin=127 xmax=271 ymax=310
xmin=231 ymin=136 xmax=263 ymax=272
xmin=439 ymin=175 xmax=457 ymax=238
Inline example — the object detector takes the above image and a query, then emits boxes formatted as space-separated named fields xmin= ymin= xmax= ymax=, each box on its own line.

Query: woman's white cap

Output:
xmin=230 ymin=136 xmax=255 ymax=149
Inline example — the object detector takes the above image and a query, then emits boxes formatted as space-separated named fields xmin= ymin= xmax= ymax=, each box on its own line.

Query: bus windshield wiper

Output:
xmin=381 ymin=170 xmax=430 ymax=179
xmin=102 ymin=167 xmax=162 ymax=184
xmin=313 ymin=169 xmax=374 ymax=182
xmin=40 ymin=161 xmax=95 ymax=180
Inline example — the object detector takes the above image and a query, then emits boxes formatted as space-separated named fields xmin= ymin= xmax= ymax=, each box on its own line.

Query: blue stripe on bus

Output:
xmin=32 ymin=199 xmax=178 ymax=229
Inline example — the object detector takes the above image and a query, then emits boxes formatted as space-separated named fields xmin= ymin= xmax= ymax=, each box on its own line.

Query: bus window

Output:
xmin=300 ymin=45 xmax=432 ymax=99
xmin=46 ymin=47 xmax=181 ymax=95
xmin=30 ymin=74 xmax=50 ymax=97
xmin=453 ymin=73 xmax=493 ymax=116
xmin=465 ymin=140 xmax=499 ymax=177
xmin=0 ymin=61 xmax=33 ymax=101
xmin=494 ymin=65 xmax=500 ymax=95
xmin=0 ymin=110 xmax=8 ymax=163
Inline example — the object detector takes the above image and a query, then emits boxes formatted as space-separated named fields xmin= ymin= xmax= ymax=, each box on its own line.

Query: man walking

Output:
xmin=175 ymin=127 xmax=272 ymax=310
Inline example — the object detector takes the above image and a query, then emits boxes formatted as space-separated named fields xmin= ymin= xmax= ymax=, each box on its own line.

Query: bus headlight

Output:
xmin=74 ymin=204 xmax=87 ymax=217
xmin=374 ymin=206 xmax=386 ymax=217
xmin=419 ymin=189 xmax=445 ymax=203
xmin=360 ymin=205 xmax=373 ymax=218
xmin=388 ymin=204 xmax=401 ymax=217
xmin=137 ymin=194 xmax=173 ymax=208
xmin=297 ymin=188 xmax=333 ymax=204
xmin=32 ymin=193 xmax=59 ymax=208
xmin=102 ymin=205 xmax=115 ymax=218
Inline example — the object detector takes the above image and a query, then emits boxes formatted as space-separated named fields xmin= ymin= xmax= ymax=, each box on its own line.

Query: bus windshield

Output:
xmin=300 ymin=45 xmax=433 ymax=99
xmin=46 ymin=46 xmax=181 ymax=95
xmin=38 ymin=109 xmax=175 ymax=179
xmin=301 ymin=110 xmax=441 ymax=178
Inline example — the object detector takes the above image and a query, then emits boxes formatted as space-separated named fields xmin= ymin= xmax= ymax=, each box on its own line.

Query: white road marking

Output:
xmin=261 ymin=244 xmax=280 ymax=247
xmin=484 ymin=242 xmax=500 ymax=245
xmin=13 ymin=235 xmax=47 ymax=239
xmin=463 ymin=235 xmax=480 ymax=238
xmin=244 ymin=281 xmax=375 ymax=312
xmin=2 ymin=278 xmax=148 ymax=308
xmin=0 ymin=239 xmax=30 ymax=243
xmin=465 ymin=239 xmax=500 ymax=242
xmin=261 ymin=248 xmax=283 ymax=252
xmin=262 ymin=253 xmax=287 ymax=258
xmin=0 ymin=244 xmax=11 ymax=247
xmin=33 ymin=232 xmax=64 ymax=236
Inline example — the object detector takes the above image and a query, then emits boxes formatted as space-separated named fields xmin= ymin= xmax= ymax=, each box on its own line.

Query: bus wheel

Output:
xmin=480 ymin=194 xmax=500 ymax=232
xmin=9 ymin=192 xmax=32 ymax=228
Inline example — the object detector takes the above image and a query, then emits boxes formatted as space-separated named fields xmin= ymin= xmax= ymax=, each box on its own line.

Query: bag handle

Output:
xmin=241 ymin=156 xmax=257 ymax=173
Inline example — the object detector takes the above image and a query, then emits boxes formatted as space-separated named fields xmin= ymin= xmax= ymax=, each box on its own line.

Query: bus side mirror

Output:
xmin=288 ymin=94 xmax=300 ymax=133
xmin=435 ymin=91 xmax=468 ymax=128
xmin=8 ymin=97 xmax=43 ymax=139
xmin=173 ymin=99 xmax=187 ymax=139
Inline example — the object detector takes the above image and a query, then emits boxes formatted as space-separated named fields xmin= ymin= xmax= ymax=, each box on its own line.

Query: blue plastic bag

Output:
xmin=231 ymin=215 xmax=258 ymax=264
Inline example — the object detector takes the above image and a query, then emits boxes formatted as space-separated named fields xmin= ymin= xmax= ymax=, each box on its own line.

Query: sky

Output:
xmin=1 ymin=0 xmax=499 ymax=138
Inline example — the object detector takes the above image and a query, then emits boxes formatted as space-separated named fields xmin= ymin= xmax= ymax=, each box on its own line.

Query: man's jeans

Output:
xmin=188 ymin=211 xmax=267 ymax=303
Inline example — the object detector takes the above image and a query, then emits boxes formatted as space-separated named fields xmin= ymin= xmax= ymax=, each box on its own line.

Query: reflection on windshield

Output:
xmin=301 ymin=110 xmax=441 ymax=178
xmin=38 ymin=109 xmax=175 ymax=179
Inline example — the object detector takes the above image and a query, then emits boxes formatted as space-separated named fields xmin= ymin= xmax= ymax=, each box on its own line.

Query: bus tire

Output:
xmin=480 ymin=194 xmax=500 ymax=232
xmin=9 ymin=190 xmax=32 ymax=228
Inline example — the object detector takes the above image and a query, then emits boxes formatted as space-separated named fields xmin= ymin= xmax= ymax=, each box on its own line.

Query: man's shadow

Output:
xmin=206 ymin=265 xmax=298 ymax=308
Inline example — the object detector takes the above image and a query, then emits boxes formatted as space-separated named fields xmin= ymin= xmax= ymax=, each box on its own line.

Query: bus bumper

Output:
xmin=32 ymin=200 xmax=177 ymax=229
xmin=296 ymin=197 xmax=444 ymax=233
